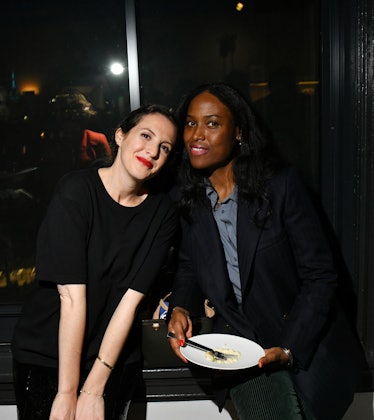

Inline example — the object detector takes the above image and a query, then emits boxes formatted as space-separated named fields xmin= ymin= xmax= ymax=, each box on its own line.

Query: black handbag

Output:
xmin=141 ymin=293 xmax=215 ymax=368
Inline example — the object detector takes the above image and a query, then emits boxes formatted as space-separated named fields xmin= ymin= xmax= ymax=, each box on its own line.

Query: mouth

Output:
xmin=136 ymin=156 xmax=153 ymax=169
xmin=189 ymin=145 xmax=208 ymax=156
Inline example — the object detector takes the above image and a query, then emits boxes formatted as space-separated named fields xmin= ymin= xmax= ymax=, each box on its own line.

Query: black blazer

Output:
xmin=171 ymin=167 xmax=364 ymax=420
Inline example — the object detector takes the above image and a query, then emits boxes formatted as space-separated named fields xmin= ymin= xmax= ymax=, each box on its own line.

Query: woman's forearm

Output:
xmin=82 ymin=288 xmax=144 ymax=394
xmin=57 ymin=284 xmax=87 ymax=395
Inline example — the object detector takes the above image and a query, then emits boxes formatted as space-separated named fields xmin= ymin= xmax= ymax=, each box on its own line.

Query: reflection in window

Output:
xmin=136 ymin=0 xmax=320 ymax=188
xmin=0 ymin=0 xmax=129 ymax=303
xmin=0 ymin=0 xmax=320 ymax=303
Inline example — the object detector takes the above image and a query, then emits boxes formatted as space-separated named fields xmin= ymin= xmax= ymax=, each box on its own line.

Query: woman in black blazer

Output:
xmin=167 ymin=83 xmax=364 ymax=420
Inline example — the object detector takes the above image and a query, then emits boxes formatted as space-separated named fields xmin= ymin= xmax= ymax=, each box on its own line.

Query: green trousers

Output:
xmin=229 ymin=370 xmax=315 ymax=420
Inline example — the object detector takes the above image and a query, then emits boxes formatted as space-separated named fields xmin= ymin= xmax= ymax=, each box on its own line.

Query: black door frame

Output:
xmin=321 ymin=0 xmax=374 ymax=386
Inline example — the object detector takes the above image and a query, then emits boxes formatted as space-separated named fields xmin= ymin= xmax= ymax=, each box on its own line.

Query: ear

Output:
xmin=115 ymin=128 xmax=125 ymax=147
xmin=235 ymin=127 xmax=242 ymax=142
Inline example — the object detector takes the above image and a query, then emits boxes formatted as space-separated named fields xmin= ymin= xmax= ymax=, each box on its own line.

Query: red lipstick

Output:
xmin=136 ymin=156 xmax=153 ymax=168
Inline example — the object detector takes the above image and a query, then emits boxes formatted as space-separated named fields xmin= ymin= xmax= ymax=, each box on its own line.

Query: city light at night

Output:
xmin=110 ymin=62 xmax=125 ymax=75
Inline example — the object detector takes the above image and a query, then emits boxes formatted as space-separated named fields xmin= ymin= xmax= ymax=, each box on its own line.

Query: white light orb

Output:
xmin=110 ymin=62 xmax=124 ymax=75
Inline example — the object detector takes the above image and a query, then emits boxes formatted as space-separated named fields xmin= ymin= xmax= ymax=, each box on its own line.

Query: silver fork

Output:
xmin=167 ymin=332 xmax=235 ymax=360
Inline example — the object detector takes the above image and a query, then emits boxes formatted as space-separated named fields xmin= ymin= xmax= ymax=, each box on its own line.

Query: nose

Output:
xmin=146 ymin=141 xmax=160 ymax=159
xmin=191 ymin=125 xmax=205 ymax=141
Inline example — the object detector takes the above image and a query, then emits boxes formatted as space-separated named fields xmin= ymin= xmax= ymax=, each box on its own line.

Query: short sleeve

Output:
xmin=36 ymin=174 xmax=91 ymax=284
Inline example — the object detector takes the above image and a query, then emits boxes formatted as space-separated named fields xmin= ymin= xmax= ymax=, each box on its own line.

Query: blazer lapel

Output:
xmin=237 ymin=198 xmax=264 ymax=299
xmin=191 ymin=204 xmax=238 ymax=303
xmin=190 ymin=200 xmax=260 ymax=340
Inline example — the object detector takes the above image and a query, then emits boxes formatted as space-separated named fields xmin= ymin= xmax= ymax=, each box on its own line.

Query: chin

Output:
xmin=191 ymin=161 xmax=211 ymax=171
xmin=189 ymin=157 xmax=207 ymax=168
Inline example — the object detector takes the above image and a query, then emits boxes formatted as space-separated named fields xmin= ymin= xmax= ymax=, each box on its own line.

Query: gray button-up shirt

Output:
xmin=206 ymin=183 xmax=242 ymax=303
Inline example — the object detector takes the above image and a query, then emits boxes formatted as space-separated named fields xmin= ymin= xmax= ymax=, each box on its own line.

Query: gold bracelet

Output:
xmin=97 ymin=355 xmax=114 ymax=370
xmin=80 ymin=388 xmax=105 ymax=398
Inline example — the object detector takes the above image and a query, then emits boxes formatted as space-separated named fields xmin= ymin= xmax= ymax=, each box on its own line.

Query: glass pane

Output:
xmin=0 ymin=0 xmax=129 ymax=303
xmin=136 ymin=0 xmax=320 ymax=190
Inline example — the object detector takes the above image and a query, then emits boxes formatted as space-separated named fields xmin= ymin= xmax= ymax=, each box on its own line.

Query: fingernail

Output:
xmin=179 ymin=339 xmax=185 ymax=346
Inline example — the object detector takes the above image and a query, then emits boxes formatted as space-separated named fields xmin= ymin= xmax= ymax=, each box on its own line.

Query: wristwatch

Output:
xmin=281 ymin=347 xmax=294 ymax=367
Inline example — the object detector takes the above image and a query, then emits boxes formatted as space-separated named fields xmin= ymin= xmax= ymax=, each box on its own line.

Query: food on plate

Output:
xmin=206 ymin=347 xmax=241 ymax=364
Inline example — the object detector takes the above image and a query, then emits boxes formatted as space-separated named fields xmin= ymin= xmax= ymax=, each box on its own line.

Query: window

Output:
xmin=0 ymin=0 xmax=129 ymax=304
xmin=136 ymin=0 xmax=320 ymax=191
xmin=1 ymin=0 xmax=321 ymax=305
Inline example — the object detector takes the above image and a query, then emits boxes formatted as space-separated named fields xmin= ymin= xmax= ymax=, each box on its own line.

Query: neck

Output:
xmin=208 ymin=162 xmax=235 ymax=202
xmin=99 ymin=167 xmax=148 ymax=207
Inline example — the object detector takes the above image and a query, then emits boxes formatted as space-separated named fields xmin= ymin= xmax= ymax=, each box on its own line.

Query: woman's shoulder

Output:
xmin=167 ymin=184 xmax=182 ymax=203
xmin=270 ymin=165 xmax=299 ymax=180
xmin=149 ymin=189 xmax=178 ymax=214
xmin=54 ymin=168 xmax=98 ymax=200
xmin=268 ymin=165 xmax=306 ymax=190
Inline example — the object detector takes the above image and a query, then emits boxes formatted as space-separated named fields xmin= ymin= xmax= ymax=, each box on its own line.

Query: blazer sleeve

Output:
xmin=277 ymin=167 xmax=338 ymax=367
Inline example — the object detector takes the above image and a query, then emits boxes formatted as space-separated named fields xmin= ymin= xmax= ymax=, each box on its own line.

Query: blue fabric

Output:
xmin=206 ymin=184 xmax=241 ymax=303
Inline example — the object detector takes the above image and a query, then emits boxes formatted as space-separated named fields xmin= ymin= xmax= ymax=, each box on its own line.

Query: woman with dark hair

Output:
xmin=12 ymin=104 xmax=179 ymax=420
xmin=167 ymin=83 xmax=364 ymax=420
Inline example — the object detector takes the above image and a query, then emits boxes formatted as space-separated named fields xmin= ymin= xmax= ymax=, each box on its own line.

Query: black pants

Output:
xmin=13 ymin=360 xmax=141 ymax=420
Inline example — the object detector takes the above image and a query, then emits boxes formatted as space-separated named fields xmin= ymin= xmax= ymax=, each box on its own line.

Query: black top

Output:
xmin=12 ymin=167 xmax=178 ymax=370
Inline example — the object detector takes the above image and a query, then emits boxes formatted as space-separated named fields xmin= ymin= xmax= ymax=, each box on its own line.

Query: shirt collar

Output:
xmin=205 ymin=180 xmax=238 ymax=204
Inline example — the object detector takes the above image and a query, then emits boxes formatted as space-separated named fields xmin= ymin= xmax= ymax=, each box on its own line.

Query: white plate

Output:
xmin=180 ymin=333 xmax=265 ymax=370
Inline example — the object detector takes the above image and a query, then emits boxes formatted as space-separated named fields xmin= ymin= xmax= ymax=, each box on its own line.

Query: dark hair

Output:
xmin=109 ymin=104 xmax=178 ymax=159
xmin=176 ymin=82 xmax=279 ymax=225
xmin=108 ymin=104 xmax=181 ymax=192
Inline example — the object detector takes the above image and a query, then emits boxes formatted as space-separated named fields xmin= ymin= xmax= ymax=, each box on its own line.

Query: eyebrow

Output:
xmin=186 ymin=113 xmax=221 ymax=118
xmin=140 ymin=126 xmax=174 ymax=145
xmin=161 ymin=139 xmax=174 ymax=146
xmin=140 ymin=126 xmax=156 ymax=136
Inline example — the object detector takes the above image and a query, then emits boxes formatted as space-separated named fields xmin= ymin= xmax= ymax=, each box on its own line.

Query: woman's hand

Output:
xmin=75 ymin=390 xmax=104 ymax=420
xmin=258 ymin=347 xmax=292 ymax=368
xmin=49 ymin=392 xmax=77 ymax=420
xmin=54 ymin=284 xmax=86 ymax=420
xmin=76 ymin=289 xmax=144 ymax=419
xmin=167 ymin=307 xmax=193 ymax=363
